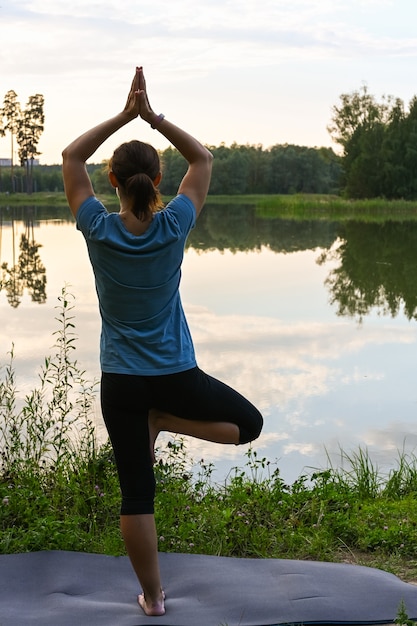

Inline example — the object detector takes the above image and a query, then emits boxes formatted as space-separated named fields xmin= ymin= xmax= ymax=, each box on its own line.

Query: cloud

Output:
xmin=282 ymin=441 xmax=323 ymax=456
xmin=3 ymin=0 xmax=417 ymax=163
xmin=363 ymin=424 xmax=417 ymax=453
xmin=3 ymin=0 xmax=417 ymax=85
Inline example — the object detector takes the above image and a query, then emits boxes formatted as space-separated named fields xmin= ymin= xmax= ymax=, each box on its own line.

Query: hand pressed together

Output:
xmin=123 ymin=66 xmax=156 ymax=125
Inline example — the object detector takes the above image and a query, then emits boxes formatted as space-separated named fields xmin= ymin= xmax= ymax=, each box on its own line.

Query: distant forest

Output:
xmin=4 ymin=85 xmax=417 ymax=200
xmin=0 ymin=142 xmax=342 ymax=196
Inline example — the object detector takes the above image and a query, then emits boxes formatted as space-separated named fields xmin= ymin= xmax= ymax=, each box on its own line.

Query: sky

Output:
xmin=2 ymin=0 xmax=417 ymax=165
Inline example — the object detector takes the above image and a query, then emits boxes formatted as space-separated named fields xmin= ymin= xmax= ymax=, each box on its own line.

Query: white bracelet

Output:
xmin=151 ymin=113 xmax=165 ymax=129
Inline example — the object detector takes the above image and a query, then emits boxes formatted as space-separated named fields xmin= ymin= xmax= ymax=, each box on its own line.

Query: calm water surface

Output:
xmin=1 ymin=203 xmax=417 ymax=484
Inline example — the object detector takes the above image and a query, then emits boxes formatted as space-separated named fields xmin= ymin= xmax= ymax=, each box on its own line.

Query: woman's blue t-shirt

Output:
xmin=76 ymin=194 xmax=197 ymax=375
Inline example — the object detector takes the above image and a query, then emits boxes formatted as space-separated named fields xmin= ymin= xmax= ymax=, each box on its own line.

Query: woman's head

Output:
xmin=109 ymin=140 xmax=163 ymax=221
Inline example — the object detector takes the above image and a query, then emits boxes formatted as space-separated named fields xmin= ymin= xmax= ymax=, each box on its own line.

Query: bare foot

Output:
xmin=138 ymin=590 xmax=165 ymax=616
xmin=148 ymin=409 xmax=162 ymax=464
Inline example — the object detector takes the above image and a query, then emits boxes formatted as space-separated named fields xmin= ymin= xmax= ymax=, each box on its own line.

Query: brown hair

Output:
xmin=109 ymin=140 xmax=163 ymax=221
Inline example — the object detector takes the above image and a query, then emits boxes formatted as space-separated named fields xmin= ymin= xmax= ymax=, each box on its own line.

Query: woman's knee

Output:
xmin=239 ymin=408 xmax=263 ymax=444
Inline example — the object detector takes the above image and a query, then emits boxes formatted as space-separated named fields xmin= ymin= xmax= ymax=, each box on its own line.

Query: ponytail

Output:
xmin=109 ymin=140 xmax=163 ymax=221
xmin=124 ymin=173 xmax=162 ymax=221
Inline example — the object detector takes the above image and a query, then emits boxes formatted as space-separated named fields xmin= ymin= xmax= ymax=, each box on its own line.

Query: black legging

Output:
xmin=101 ymin=366 xmax=263 ymax=515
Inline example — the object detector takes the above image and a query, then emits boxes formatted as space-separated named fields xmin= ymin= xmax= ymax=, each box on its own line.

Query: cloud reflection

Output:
xmin=186 ymin=302 xmax=415 ymax=413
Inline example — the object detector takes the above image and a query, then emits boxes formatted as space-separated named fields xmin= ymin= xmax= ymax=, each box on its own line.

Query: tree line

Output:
xmin=0 ymin=90 xmax=45 ymax=193
xmin=329 ymin=84 xmax=417 ymax=199
xmin=7 ymin=81 xmax=417 ymax=200
xmin=0 ymin=143 xmax=342 ymax=196
xmin=158 ymin=143 xmax=341 ymax=196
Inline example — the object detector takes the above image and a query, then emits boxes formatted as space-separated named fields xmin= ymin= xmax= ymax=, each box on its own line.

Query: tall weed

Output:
xmin=0 ymin=286 xmax=98 ymax=477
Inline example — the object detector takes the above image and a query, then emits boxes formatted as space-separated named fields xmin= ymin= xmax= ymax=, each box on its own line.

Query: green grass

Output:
xmin=0 ymin=191 xmax=70 ymax=206
xmin=4 ymin=191 xmax=417 ymax=222
xmin=253 ymin=194 xmax=417 ymax=221
xmin=2 ymin=288 xmax=417 ymax=583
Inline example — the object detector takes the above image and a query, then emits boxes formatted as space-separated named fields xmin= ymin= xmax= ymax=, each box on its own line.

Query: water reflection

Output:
xmin=317 ymin=221 xmax=417 ymax=322
xmin=188 ymin=203 xmax=338 ymax=253
xmin=1 ymin=202 xmax=417 ymax=483
xmin=0 ymin=207 xmax=47 ymax=308
xmin=3 ymin=204 xmax=417 ymax=323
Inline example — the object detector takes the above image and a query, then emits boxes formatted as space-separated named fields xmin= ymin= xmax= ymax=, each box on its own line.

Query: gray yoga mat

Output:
xmin=1 ymin=550 xmax=416 ymax=625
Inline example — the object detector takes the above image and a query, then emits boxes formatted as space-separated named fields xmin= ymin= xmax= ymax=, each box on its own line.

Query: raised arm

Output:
xmin=153 ymin=118 xmax=213 ymax=217
xmin=136 ymin=69 xmax=213 ymax=217
xmin=62 ymin=67 xmax=213 ymax=219
xmin=62 ymin=69 xmax=142 ymax=218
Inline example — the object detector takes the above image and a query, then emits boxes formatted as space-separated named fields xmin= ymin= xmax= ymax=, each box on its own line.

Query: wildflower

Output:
xmin=189 ymin=542 xmax=194 ymax=548
xmin=2 ymin=497 xmax=9 ymax=505
xmin=159 ymin=536 xmax=165 ymax=542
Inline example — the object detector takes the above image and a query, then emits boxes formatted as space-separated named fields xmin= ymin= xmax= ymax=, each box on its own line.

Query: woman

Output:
xmin=62 ymin=66 xmax=263 ymax=617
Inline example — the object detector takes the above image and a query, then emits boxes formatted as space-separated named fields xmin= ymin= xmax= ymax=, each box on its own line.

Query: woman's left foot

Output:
xmin=138 ymin=590 xmax=165 ymax=616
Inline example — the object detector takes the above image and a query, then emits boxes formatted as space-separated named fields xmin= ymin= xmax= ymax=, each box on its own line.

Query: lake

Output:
xmin=1 ymin=201 xmax=417 ymax=485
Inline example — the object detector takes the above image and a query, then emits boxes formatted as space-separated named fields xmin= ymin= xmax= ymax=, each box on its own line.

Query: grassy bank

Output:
xmin=0 ymin=191 xmax=70 ymax=207
xmin=253 ymin=194 xmax=417 ymax=221
xmin=3 ymin=191 xmax=417 ymax=221
xmin=2 ymin=289 xmax=417 ymax=583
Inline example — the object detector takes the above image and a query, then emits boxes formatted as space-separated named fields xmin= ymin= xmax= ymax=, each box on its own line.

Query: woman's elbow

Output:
xmin=204 ymin=148 xmax=214 ymax=173
xmin=61 ymin=145 xmax=71 ymax=163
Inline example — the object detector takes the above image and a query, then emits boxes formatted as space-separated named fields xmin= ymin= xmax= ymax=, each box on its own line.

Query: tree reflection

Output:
xmin=317 ymin=221 xmax=417 ymax=322
xmin=1 ymin=202 xmax=417 ymax=322
xmin=191 ymin=205 xmax=417 ymax=322
xmin=188 ymin=203 xmax=339 ymax=253
xmin=0 ymin=207 xmax=46 ymax=308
